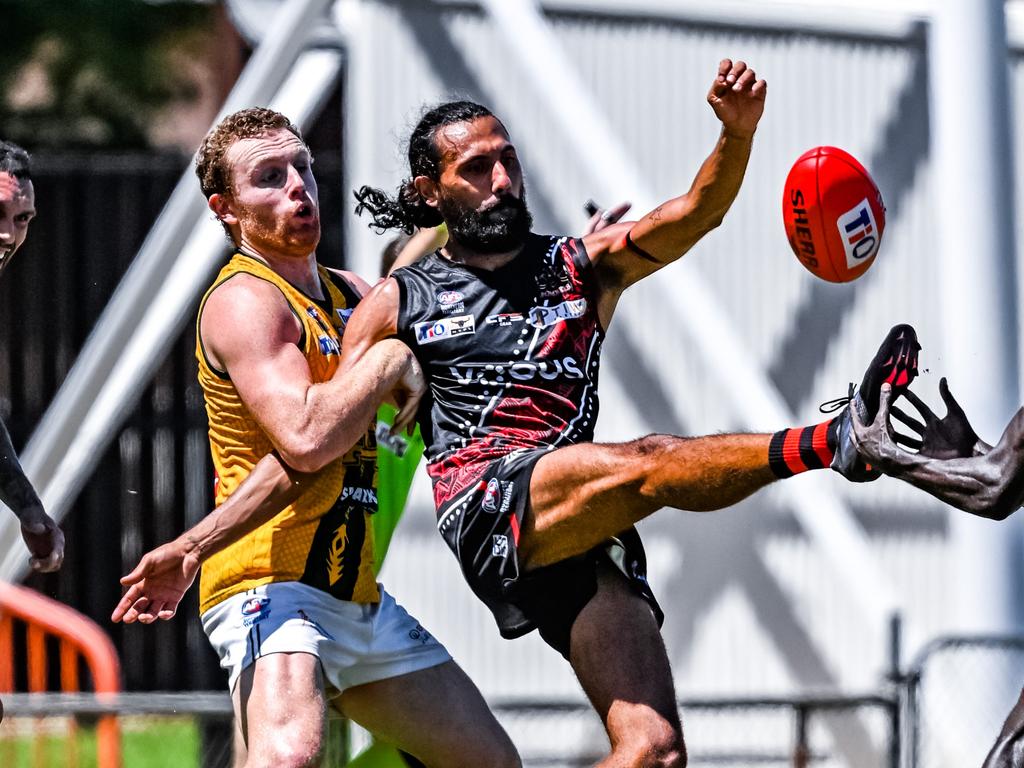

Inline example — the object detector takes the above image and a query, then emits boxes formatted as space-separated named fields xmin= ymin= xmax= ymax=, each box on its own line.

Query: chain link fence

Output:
xmin=906 ymin=636 xmax=1024 ymax=768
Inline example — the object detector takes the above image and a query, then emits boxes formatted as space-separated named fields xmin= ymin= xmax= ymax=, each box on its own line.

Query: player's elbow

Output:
xmin=970 ymin=478 xmax=1020 ymax=521
xmin=276 ymin=438 xmax=333 ymax=474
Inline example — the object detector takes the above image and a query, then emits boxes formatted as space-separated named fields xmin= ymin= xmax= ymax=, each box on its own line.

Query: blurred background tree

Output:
xmin=0 ymin=0 xmax=233 ymax=151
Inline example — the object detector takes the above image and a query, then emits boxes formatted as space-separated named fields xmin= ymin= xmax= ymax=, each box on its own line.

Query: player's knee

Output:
xmin=247 ymin=733 xmax=324 ymax=768
xmin=613 ymin=719 xmax=686 ymax=768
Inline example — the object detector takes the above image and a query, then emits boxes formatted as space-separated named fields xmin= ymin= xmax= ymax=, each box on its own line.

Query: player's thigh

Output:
xmin=337 ymin=661 xmax=520 ymax=768
xmin=233 ymin=651 xmax=327 ymax=767
xmin=570 ymin=563 xmax=684 ymax=758
xmin=522 ymin=441 xmax=661 ymax=567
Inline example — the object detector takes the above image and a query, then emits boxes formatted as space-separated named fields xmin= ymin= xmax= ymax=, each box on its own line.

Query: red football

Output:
xmin=782 ymin=146 xmax=885 ymax=283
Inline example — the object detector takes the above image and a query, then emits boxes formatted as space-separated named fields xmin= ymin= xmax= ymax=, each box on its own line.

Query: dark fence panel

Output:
xmin=3 ymin=149 xmax=344 ymax=693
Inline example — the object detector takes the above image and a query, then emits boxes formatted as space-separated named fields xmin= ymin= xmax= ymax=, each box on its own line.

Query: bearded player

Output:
xmin=117 ymin=61 xmax=920 ymax=765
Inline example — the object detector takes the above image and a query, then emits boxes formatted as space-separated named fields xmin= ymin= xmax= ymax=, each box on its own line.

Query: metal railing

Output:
xmin=1 ymin=690 xmax=899 ymax=767
xmin=0 ymin=582 xmax=122 ymax=768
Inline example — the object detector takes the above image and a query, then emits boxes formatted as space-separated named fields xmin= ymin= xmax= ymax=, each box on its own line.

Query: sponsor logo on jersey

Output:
xmin=414 ymin=314 xmax=476 ymax=345
xmin=317 ymin=335 xmax=341 ymax=356
xmin=492 ymin=534 xmax=509 ymax=558
xmin=339 ymin=486 xmax=378 ymax=505
xmin=485 ymin=312 xmax=525 ymax=327
xmin=837 ymin=197 xmax=880 ymax=268
xmin=241 ymin=595 xmax=271 ymax=627
xmin=448 ymin=356 xmax=585 ymax=385
xmin=527 ymin=298 xmax=587 ymax=328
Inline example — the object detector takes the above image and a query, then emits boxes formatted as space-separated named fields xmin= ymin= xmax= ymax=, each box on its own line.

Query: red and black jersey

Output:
xmin=392 ymin=234 xmax=603 ymax=508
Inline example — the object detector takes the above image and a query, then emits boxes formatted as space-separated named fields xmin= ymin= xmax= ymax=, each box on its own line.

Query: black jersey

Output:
xmin=392 ymin=234 xmax=603 ymax=509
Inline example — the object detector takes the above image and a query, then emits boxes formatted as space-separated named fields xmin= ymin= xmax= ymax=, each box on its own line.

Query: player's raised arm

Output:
xmin=586 ymin=59 xmax=766 ymax=292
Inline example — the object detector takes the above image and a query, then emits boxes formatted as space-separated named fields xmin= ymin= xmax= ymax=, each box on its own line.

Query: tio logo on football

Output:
xmin=837 ymin=198 xmax=880 ymax=268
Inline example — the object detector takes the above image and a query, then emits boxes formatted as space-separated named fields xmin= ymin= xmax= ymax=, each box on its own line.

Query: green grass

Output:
xmin=0 ymin=717 xmax=200 ymax=768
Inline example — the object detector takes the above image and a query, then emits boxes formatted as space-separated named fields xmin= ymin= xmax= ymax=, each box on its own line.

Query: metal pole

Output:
xmin=929 ymin=0 xmax=1021 ymax=637
xmin=793 ymin=705 xmax=809 ymax=768
xmin=928 ymin=3 xmax=1019 ymax=762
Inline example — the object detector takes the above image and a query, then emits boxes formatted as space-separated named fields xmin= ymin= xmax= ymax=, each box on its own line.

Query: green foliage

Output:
xmin=0 ymin=0 xmax=215 ymax=149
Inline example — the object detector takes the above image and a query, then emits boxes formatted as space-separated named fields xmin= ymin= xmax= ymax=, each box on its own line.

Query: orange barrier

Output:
xmin=0 ymin=581 xmax=121 ymax=768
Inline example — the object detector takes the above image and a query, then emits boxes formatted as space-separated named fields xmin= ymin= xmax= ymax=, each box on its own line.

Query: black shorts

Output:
xmin=435 ymin=448 xmax=663 ymax=658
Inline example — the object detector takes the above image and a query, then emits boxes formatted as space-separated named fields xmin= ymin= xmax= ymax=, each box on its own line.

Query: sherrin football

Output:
xmin=783 ymin=146 xmax=885 ymax=283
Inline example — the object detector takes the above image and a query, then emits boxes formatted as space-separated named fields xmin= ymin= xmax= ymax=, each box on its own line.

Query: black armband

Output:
xmin=624 ymin=230 xmax=660 ymax=264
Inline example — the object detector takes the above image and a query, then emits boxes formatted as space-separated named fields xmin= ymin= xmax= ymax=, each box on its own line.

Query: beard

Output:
xmin=438 ymin=186 xmax=532 ymax=254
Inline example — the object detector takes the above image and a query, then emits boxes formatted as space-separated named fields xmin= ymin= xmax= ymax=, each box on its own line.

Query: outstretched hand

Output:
xmin=850 ymin=382 xmax=911 ymax=473
xmin=707 ymin=59 xmax=766 ymax=138
xmin=112 ymin=540 xmax=200 ymax=624
xmin=890 ymin=378 xmax=981 ymax=460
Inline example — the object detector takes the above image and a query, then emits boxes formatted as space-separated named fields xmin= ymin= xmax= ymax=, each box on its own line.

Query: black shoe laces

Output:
xmin=819 ymin=384 xmax=856 ymax=414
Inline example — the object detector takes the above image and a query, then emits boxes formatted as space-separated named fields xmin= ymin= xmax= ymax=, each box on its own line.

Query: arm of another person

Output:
xmin=388 ymin=225 xmax=449 ymax=274
xmin=583 ymin=59 xmax=765 ymax=324
xmin=112 ymin=276 xmax=418 ymax=624
xmin=200 ymin=273 xmax=416 ymax=472
xmin=852 ymin=382 xmax=1024 ymax=520
xmin=0 ymin=418 xmax=64 ymax=572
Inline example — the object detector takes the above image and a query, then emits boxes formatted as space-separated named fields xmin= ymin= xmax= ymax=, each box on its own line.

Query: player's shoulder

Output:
xmin=201 ymin=271 xmax=299 ymax=346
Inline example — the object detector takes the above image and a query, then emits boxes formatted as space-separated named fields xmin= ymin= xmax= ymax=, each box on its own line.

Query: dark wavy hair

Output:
xmin=354 ymin=101 xmax=499 ymax=233
xmin=0 ymin=141 xmax=32 ymax=181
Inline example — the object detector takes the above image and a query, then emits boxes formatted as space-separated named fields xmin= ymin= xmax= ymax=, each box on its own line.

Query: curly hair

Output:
xmin=195 ymin=107 xmax=303 ymax=199
xmin=0 ymin=141 xmax=32 ymax=181
xmin=354 ymin=101 xmax=499 ymax=234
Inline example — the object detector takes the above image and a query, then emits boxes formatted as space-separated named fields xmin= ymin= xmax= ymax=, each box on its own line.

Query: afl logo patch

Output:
xmin=437 ymin=291 xmax=464 ymax=306
xmin=482 ymin=478 xmax=501 ymax=512
xmin=240 ymin=595 xmax=271 ymax=627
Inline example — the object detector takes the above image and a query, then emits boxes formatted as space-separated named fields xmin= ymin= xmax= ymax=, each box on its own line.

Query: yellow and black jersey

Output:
xmin=196 ymin=252 xmax=379 ymax=614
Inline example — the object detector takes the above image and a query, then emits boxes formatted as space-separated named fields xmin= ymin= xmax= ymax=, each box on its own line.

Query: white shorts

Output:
xmin=201 ymin=581 xmax=451 ymax=693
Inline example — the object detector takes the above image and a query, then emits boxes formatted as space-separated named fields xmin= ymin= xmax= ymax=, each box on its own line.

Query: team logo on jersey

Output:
xmin=527 ymin=298 xmax=587 ymax=328
xmin=536 ymin=262 xmax=573 ymax=298
xmin=436 ymin=291 xmax=466 ymax=313
xmin=485 ymin=312 xmax=525 ymax=327
xmin=241 ymin=595 xmax=271 ymax=627
xmin=414 ymin=314 xmax=476 ymax=345
xmin=837 ymin=198 xmax=880 ymax=268
xmin=492 ymin=534 xmax=509 ymax=558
